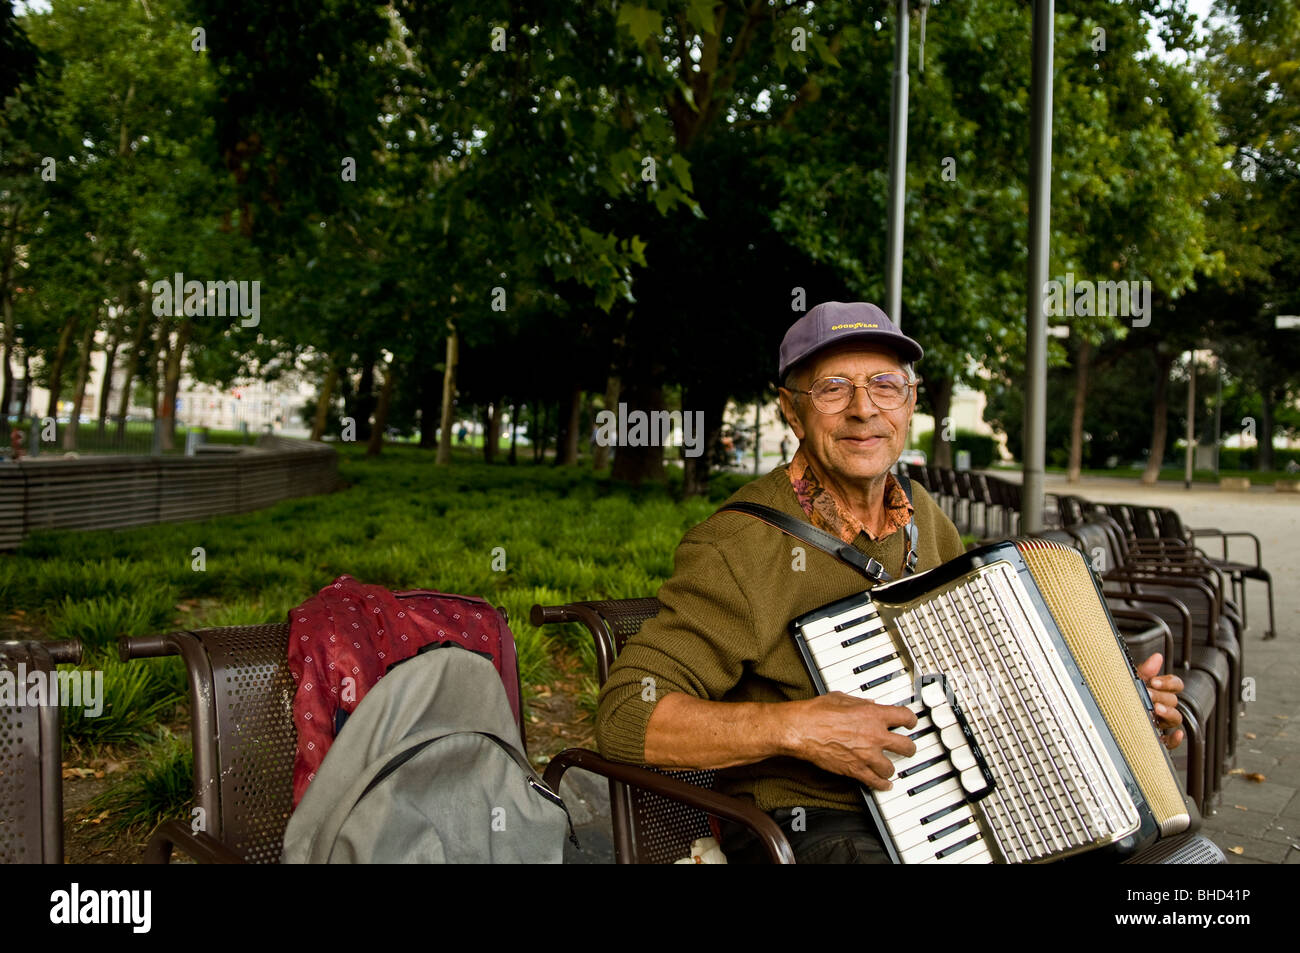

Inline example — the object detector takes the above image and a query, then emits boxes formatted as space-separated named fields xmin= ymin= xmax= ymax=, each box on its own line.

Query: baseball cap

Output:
xmin=778 ymin=301 xmax=924 ymax=379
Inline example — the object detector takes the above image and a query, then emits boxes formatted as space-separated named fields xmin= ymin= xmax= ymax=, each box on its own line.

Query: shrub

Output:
xmin=61 ymin=654 xmax=186 ymax=752
xmin=911 ymin=429 xmax=1000 ymax=469
xmin=1217 ymin=447 xmax=1300 ymax=471
xmin=86 ymin=729 xmax=193 ymax=840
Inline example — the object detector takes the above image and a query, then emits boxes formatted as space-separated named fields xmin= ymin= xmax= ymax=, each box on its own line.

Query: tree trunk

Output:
xmin=1258 ymin=389 xmax=1276 ymax=471
xmin=353 ymin=355 xmax=376 ymax=442
xmin=366 ymin=361 xmax=396 ymax=457
xmin=419 ymin=349 xmax=440 ymax=449
xmin=336 ymin=361 xmax=354 ymax=435
xmin=151 ymin=316 xmax=169 ymax=423
xmin=927 ymin=375 xmax=955 ymax=468
xmin=1067 ymin=338 xmax=1092 ymax=483
xmin=0 ymin=288 xmax=14 ymax=425
xmin=0 ymin=203 xmax=20 ymax=426
xmin=115 ymin=309 xmax=150 ymax=442
xmin=435 ymin=323 xmax=458 ymax=465
xmin=158 ymin=318 xmax=192 ymax=451
xmin=533 ymin=403 xmax=546 ymax=463
xmin=96 ymin=320 xmax=122 ymax=435
xmin=1142 ymin=351 xmax=1174 ymax=485
xmin=61 ymin=311 xmax=99 ymax=450
xmin=310 ymin=361 xmax=339 ymax=441
xmin=556 ymin=383 xmax=582 ymax=466
xmin=611 ymin=381 xmax=666 ymax=485
xmin=682 ymin=387 xmax=728 ymax=497
xmin=45 ymin=312 xmax=80 ymax=419
xmin=19 ymin=350 xmax=30 ymax=417
xmin=509 ymin=402 xmax=519 ymax=464
xmin=592 ymin=374 xmax=620 ymax=470
xmin=483 ymin=400 xmax=502 ymax=464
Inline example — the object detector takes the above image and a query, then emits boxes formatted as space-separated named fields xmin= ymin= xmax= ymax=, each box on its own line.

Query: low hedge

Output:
xmin=911 ymin=430 xmax=999 ymax=469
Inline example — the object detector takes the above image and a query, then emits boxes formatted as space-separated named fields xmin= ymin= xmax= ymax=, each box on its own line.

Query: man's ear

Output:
xmin=778 ymin=389 xmax=805 ymax=441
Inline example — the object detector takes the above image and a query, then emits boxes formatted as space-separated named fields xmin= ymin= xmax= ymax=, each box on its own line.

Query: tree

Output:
xmin=1196 ymin=0 xmax=1300 ymax=469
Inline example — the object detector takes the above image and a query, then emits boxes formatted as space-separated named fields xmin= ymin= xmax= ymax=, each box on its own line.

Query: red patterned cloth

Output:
xmin=787 ymin=448 xmax=913 ymax=544
xmin=287 ymin=574 xmax=520 ymax=808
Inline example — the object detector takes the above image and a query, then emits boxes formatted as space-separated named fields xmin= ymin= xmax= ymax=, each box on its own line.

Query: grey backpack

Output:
xmin=281 ymin=644 xmax=574 ymax=863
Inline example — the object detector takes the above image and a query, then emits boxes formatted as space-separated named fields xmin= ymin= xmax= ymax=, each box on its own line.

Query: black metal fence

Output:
xmin=0 ymin=434 xmax=340 ymax=550
xmin=0 ymin=414 xmax=265 ymax=459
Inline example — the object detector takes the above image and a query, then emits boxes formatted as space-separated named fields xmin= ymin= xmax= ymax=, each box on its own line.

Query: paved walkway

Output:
xmin=559 ymin=474 xmax=1299 ymax=864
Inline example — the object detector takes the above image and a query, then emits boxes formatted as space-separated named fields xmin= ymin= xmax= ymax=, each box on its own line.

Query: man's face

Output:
xmin=778 ymin=343 xmax=916 ymax=484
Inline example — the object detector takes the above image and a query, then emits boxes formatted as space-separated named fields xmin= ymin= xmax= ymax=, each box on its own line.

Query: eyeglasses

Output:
xmin=792 ymin=373 xmax=917 ymax=414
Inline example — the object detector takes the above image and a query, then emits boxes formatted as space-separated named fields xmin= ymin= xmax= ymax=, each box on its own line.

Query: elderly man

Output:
xmin=596 ymin=301 xmax=1184 ymax=864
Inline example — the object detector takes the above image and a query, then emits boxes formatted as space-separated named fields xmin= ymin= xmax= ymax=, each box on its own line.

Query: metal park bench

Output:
xmin=115 ymin=618 xmax=786 ymax=864
xmin=0 ymin=639 xmax=83 ymax=864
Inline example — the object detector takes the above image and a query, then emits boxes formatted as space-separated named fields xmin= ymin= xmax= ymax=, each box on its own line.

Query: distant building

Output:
xmin=13 ymin=330 xmax=316 ymax=436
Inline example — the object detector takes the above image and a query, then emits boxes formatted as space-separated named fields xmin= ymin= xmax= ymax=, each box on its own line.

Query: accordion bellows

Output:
xmin=1017 ymin=541 xmax=1189 ymax=835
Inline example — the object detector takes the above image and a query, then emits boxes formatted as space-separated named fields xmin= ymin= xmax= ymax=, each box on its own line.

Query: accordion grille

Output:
xmin=1016 ymin=542 xmax=1189 ymax=834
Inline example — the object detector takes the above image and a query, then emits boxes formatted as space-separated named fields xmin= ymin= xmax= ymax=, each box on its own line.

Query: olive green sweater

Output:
xmin=595 ymin=464 xmax=966 ymax=812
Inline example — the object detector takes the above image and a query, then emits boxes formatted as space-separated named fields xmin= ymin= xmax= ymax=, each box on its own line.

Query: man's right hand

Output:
xmin=786 ymin=692 xmax=918 ymax=791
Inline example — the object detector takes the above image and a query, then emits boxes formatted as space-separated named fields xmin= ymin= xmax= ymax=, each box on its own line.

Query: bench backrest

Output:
xmin=127 ymin=625 xmax=298 ymax=863
xmin=0 ymin=639 xmax=81 ymax=864
xmin=201 ymin=624 xmax=298 ymax=862
xmin=127 ymin=618 xmax=522 ymax=863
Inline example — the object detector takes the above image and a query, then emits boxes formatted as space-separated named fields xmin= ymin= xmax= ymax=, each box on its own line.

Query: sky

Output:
xmin=1149 ymin=0 xmax=1222 ymax=63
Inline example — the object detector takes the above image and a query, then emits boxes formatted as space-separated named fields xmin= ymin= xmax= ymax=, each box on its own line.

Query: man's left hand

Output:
xmin=1136 ymin=653 xmax=1184 ymax=751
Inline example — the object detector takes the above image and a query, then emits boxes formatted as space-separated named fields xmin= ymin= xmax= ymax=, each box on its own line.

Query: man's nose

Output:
xmin=845 ymin=384 xmax=879 ymax=418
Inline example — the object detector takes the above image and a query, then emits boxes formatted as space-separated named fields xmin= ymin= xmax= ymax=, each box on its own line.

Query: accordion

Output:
xmin=791 ymin=538 xmax=1191 ymax=864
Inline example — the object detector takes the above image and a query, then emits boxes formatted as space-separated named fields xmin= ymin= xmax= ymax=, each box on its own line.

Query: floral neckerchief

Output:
xmin=787 ymin=448 xmax=914 ymax=545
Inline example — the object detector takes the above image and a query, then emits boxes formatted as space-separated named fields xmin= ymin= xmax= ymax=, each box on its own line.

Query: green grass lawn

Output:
xmin=1 ymin=444 xmax=754 ymax=842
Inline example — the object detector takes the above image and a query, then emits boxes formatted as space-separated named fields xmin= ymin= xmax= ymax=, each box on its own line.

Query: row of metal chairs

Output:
xmin=900 ymin=464 xmax=1032 ymax=539
xmin=2 ymin=579 xmax=1228 ymax=865
xmin=1057 ymin=495 xmax=1276 ymax=641
xmin=910 ymin=466 xmax=1275 ymax=644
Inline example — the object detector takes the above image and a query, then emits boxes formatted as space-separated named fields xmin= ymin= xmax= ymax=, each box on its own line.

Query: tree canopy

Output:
xmin=2 ymin=0 xmax=1293 ymax=485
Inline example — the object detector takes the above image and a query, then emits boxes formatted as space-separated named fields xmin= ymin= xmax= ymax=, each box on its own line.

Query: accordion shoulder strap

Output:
xmin=717 ymin=502 xmax=890 ymax=583
xmin=898 ymin=474 xmax=919 ymax=575
xmin=719 ymin=471 xmax=920 ymax=582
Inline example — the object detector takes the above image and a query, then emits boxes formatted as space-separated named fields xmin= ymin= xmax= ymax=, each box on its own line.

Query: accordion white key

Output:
xmin=791 ymin=538 xmax=1192 ymax=864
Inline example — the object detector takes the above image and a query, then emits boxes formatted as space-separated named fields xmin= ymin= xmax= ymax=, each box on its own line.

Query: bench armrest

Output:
xmin=144 ymin=819 xmax=244 ymax=864
xmin=1107 ymin=608 xmax=1173 ymax=673
xmin=1188 ymin=529 xmax=1263 ymax=568
xmin=543 ymin=747 xmax=795 ymax=864
xmin=1102 ymin=570 xmax=1219 ymax=644
xmin=1105 ymin=590 xmax=1195 ymax=666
